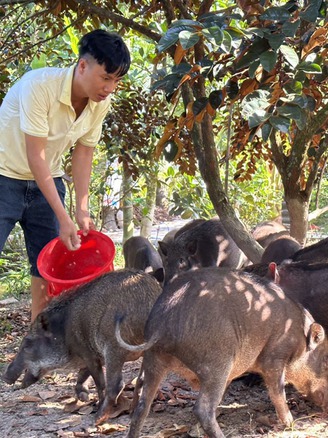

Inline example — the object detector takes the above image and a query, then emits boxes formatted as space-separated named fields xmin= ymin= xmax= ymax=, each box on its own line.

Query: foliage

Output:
xmin=3 ymin=1 xmax=328 ymax=255
xmin=0 ymin=227 xmax=30 ymax=298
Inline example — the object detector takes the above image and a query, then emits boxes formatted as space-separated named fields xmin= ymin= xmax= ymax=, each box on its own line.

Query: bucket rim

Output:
xmin=37 ymin=229 xmax=115 ymax=285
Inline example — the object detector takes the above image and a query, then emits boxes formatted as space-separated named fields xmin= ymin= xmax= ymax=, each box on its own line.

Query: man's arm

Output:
xmin=71 ymin=142 xmax=95 ymax=233
xmin=25 ymin=134 xmax=81 ymax=251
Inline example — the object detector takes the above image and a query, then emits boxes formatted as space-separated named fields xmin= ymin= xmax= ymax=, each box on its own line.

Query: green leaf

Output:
xmin=150 ymin=73 xmax=181 ymax=93
xmin=279 ymin=45 xmax=299 ymax=68
xmin=259 ymin=50 xmax=277 ymax=72
xmin=201 ymin=26 xmax=224 ymax=45
xmin=282 ymin=19 xmax=300 ymax=37
xmin=158 ymin=26 xmax=194 ymax=52
xmin=167 ymin=166 xmax=175 ymax=177
xmin=300 ymin=0 xmax=322 ymax=22
xmin=280 ymin=94 xmax=308 ymax=108
xmin=199 ymin=12 xmax=226 ymax=27
xmin=269 ymin=115 xmax=290 ymax=133
xmin=221 ymin=30 xmax=232 ymax=53
xmin=249 ymin=59 xmax=261 ymax=78
xmin=297 ymin=62 xmax=322 ymax=74
xmin=31 ymin=53 xmax=47 ymax=69
xmin=261 ymin=122 xmax=273 ymax=142
xmin=242 ymin=90 xmax=271 ymax=120
xmin=171 ymin=19 xmax=203 ymax=28
xmin=235 ymin=38 xmax=270 ymax=69
xmin=276 ymin=104 xmax=302 ymax=119
xmin=179 ymin=30 xmax=200 ymax=49
xmin=248 ymin=109 xmax=270 ymax=129
xmin=260 ymin=7 xmax=291 ymax=22
xmin=295 ymin=110 xmax=307 ymax=130
xmin=284 ymin=80 xmax=303 ymax=94
xmin=267 ymin=34 xmax=285 ymax=50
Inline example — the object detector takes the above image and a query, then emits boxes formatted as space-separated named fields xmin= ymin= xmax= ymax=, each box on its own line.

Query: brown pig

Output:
xmin=267 ymin=260 xmax=328 ymax=333
xmin=116 ymin=267 xmax=328 ymax=438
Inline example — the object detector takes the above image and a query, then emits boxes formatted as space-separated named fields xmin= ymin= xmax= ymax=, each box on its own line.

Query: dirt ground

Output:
xmin=1 ymin=298 xmax=328 ymax=438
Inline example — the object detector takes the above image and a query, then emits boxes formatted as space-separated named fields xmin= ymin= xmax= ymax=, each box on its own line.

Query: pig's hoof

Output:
xmin=95 ymin=395 xmax=131 ymax=425
xmin=76 ymin=390 xmax=89 ymax=402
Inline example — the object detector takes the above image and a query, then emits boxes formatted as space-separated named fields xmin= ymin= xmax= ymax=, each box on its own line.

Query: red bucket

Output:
xmin=37 ymin=230 xmax=115 ymax=296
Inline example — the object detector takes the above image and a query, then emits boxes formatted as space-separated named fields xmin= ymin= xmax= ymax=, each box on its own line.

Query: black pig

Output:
xmin=2 ymin=269 xmax=162 ymax=424
xmin=158 ymin=218 xmax=248 ymax=284
xmin=123 ymin=236 xmax=164 ymax=283
xmin=116 ymin=268 xmax=328 ymax=438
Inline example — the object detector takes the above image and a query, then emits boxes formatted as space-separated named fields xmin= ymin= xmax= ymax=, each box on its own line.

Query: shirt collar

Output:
xmin=59 ymin=65 xmax=97 ymax=111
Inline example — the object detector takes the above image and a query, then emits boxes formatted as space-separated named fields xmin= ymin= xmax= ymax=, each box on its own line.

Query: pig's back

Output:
xmin=144 ymin=267 xmax=305 ymax=375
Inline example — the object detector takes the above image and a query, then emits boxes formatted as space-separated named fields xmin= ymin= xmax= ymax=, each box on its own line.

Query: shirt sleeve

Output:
xmin=77 ymin=100 xmax=112 ymax=148
xmin=19 ymin=80 xmax=49 ymax=137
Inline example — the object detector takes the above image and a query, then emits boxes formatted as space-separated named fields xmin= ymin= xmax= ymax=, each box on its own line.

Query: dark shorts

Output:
xmin=0 ymin=175 xmax=66 ymax=277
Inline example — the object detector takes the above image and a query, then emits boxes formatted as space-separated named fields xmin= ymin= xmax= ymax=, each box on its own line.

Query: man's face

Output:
xmin=77 ymin=56 xmax=122 ymax=102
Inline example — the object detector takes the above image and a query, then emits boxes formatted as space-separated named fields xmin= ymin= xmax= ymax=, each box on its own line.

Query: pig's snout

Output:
xmin=2 ymin=363 xmax=23 ymax=385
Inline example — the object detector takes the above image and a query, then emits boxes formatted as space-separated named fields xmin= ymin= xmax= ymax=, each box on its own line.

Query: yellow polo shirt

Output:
xmin=0 ymin=65 xmax=111 ymax=180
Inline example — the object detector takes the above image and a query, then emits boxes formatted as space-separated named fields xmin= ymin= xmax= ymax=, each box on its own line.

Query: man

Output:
xmin=0 ymin=29 xmax=130 ymax=321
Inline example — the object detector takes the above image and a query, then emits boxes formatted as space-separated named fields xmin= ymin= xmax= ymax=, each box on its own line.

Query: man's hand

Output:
xmin=76 ymin=208 xmax=96 ymax=236
xmin=59 ymin=216 xmax=81 ymax=251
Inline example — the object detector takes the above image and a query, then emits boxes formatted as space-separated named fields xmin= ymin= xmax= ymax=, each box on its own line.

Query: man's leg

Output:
xmin=31 ymin=276 xmax=50 ymax=323
xmin=23 ymin=178 xmax=66 ymax=322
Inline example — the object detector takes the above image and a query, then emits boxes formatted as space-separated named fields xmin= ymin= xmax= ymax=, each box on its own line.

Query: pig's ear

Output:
xmin=186 ymin=239 xmax=197 ymax=256
xmin=151 ymin=267 xmax=164 ymax=284
xmin=38 ymin=314 xmax=50 ymax=332
xmin=307 ymin=323 xmax=325 ymax=350
xmin=268 ymin=262 xmax=279 ymax=283
xmin=158 ymin=241 xmax=168 ymax=257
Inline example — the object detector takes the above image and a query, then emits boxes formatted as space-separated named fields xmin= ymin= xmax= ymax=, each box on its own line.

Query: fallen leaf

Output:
xmin=19 ymin=395 xmax=41 ymax=403
xmin=78 ymin=405 xmax=94 ymax=415
xmin=153 ymin=402 xmax=165 ymax=412
xmin=57 ymin=430 xmax=76 ymax=437
xmin=155 ymin=424 xmax=189 ymax=437
xmin=96 ymin=423 xmax=127 ymax=434
xmin=38 ymin=390 xmax=56 ymax=400
xmin=64 ymin=399 xmax=86 ymax=413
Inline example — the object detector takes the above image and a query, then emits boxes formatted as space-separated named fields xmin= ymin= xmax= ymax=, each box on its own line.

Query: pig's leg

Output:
xmin=82 ymin=359 xmax=106 ymax=407
xmin=95 ymin=354 xmax=130 ymax=424
xmin=261 ymin=368 xmax=293 ymax=425
xmin=128 ymin=351 xmax=171 ymax=438
xmin=75 ymin=367 xmax=92 ymax=402
xmin=193 ymin=371 xmax=228 ymax=438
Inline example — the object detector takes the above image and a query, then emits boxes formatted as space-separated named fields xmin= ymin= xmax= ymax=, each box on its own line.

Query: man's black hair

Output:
xmin=78 ymin=29 xmax=131 ymax=77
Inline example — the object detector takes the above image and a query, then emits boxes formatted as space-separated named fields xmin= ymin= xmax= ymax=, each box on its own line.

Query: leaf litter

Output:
xmin=1 ymin=298 xmax=328 ymax=437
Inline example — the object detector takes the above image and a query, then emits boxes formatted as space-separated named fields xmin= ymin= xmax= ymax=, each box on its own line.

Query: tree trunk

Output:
xmin=284 ymin=195 xmax=309 ymax=246
xmin=140 ymin=170 xmax=157 ymax=238
xmin=190 ymin=109 xmax=263 ymax=263
xmin=121 ymin=166 xmax=134 ymax=244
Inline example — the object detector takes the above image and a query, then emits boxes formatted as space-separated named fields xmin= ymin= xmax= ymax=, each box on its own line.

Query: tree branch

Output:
xmin=74 ymin=0 xmax=162 ymax=42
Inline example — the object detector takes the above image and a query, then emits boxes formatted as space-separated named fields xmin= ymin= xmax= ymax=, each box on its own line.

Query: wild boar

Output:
xmin=292 ymin=236 xmax=328 ymax=263
xmin=123 ymin=236 xmax=164 ymax=283
xmin=116 ymin=267 xmax=328 ymax=438
xmin=251 ymin=220 xmax=288 ymax=248
xmin=261 ymin=236 xmax=301 ymax=264
xmin=2 ymin=269 xmax=162 ymax=424
xmin=267 ymin=260 xmax=328 ymax=333
xmin=158 ymin=218 xmax=248 ymax=284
